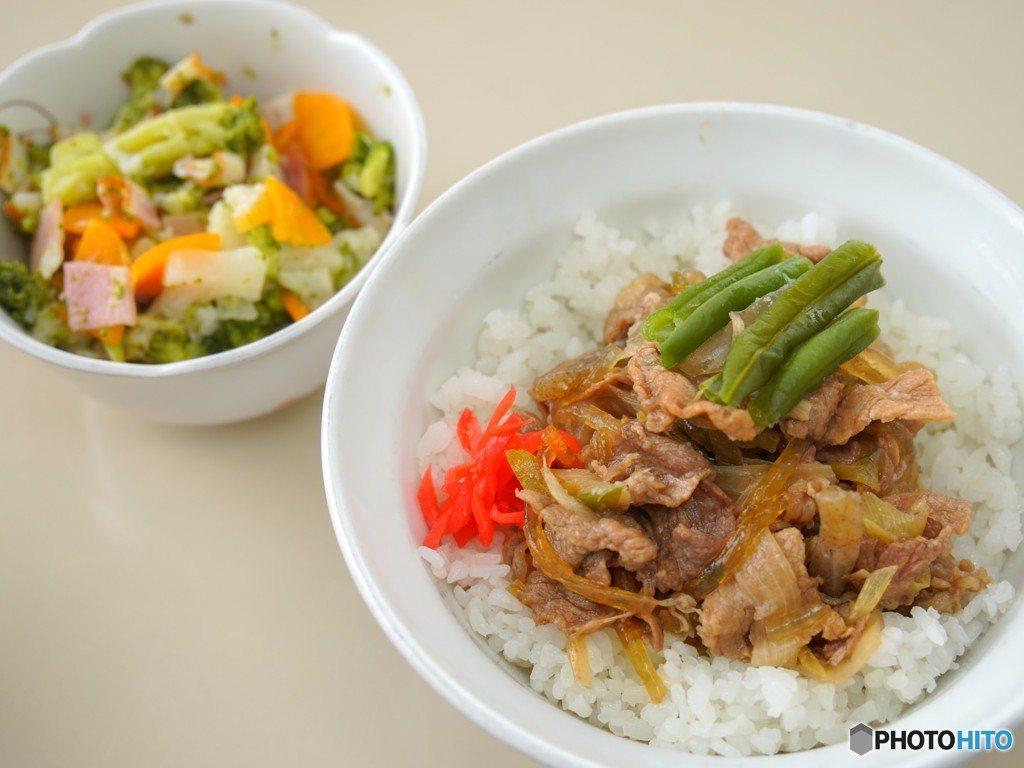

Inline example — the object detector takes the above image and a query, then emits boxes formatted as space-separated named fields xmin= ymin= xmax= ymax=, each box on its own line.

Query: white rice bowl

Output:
xmin=322 ymin=104 xmax=1024 ymax=768
xmin=414 ymin=204 xmax=1022 ymax=756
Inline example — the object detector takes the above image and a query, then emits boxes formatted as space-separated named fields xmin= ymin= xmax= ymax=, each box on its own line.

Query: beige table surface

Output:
xmin=2 ymin=1 xmax=1023 ymax=766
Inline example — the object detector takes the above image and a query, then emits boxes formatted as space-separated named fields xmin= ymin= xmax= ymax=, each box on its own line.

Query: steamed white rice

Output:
xmin=416 ymin=203 xmax=1023 ymax=756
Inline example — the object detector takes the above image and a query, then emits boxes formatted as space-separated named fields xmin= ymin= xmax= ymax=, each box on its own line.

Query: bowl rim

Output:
xmin=322 ymin=100 xmax=1024 ymax=768
xmin=0 ymin=0 xmax=427 ymax=378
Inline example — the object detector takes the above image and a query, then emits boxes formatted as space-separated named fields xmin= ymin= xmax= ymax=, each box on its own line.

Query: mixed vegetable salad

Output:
xmin=0 ymin=52 xmax=396 ymax=363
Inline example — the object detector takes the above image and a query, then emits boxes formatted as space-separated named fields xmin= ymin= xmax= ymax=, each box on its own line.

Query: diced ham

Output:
xmin=30 ymin=199 xmax=64 ymax=279
xmin=280 ymin=142 xmax=315 ymax=205
xmin=62 ymin=261 xmax=136 ymax=331
xmin=99 ymin=177 xmax=161 ymax=234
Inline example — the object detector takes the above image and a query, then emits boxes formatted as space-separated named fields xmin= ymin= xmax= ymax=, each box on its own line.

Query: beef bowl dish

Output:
xmin=322 ymin=104 xmax=1024 ymax=767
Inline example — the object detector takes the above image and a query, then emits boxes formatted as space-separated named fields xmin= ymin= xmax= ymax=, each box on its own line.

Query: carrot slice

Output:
xmin=65 ymin=201 xmax=139 ymax=240
xmin=280 ymin=289 xmax=310 ymax=322
xmin=75 ymin=218 xmax=130 ymax=266
xmin=263 ymin=175 xmax=332 ymax=246
xmin=3 ymin=200 xmax=22 ymax=225
xmin=272 ymin=119 xmax=301 ymax=151
xmin=85 ymin=324 xmax=126 ymax=346
xmin=309 ymin=169 xmax=353 ymax=220
xmin=130 ymin=232 xmax=221 ymax=305
xmin=293 ymin=92 xmax=354 ymax=171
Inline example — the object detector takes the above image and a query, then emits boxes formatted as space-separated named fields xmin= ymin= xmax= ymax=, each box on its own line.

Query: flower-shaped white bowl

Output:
xmin=322 ymin=103 xmax=1024 ymax=767
xmin=0 ymin=0 xmax=425 ymax=424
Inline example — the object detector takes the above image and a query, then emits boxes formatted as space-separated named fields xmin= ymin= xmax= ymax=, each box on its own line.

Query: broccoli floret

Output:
xmin=333 ymin=242 xmax=363 ymax=290
xmin=29 ymin=306 xmax=70 ymax=348
xmin=26 ymin=138 xmax=51 ymax=187
xmin=222 ymin=97 xmax=265 ymax=156
xmin=198 ymin=288 xmax=289 ymax=355
xmin=124 ymin=314 xmax=204 ymax=363
xmin=104 ymin=100 xmax=264 ymax=182
xmin=150 ymin=179 xmax=204 ymax=215
xmin=360 ymin=142 xmax=395 ymax=212
xmin=109 ymin=56 xmax=170 ymax=132
xmin=315 ymin=205 xmax=350 ymax=234
xmin=0 ymin=260 xmax=52 ymax=328
xmin=171 ymin=78 xmax=224 ymax=109
xmin=340 ymin=132 xmax=396 ymax=213
xmin=245 ymin=224 xmax=280 ymax=278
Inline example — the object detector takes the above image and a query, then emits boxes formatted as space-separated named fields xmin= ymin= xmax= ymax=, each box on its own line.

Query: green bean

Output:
xmin=642 ymin=243 xmax=786 ymax=343
xmin=710 ymin=240 xmax=885 ymax=407
xmin=658 ymin=256 xmax=811 ymax=369
xmin=748 ymin=307 xmax=880 ymax=427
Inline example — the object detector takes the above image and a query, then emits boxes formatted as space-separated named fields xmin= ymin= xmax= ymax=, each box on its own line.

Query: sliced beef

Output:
xmin=884 ymin=490 xmax=972 ymax=536
xmin=502 ymin=528 xmax=530 ymax=583
xmin=915 ymin=554 xmax=991 ymax=614
xmin=780 ymin=476 xmax=832 ymax=526
xmin=786 ymin=242 xmax=832 ymax=263
xmin=603 ymin=272 xmax=671 ymax=344
xmin=677 ymin=400 xmax=760 ymax=443
xmin=519 ymin=568 xmax=620 ymax=635
xmin=779 ymin=375 xmax=846 ymax=441
xmin=628 ymin=342 xmax=699 ymax=432
xmin=855 ymin=526 xmax=954 ymax=610
xmin=515 ymin=489 xmax=657 ymax=572
xmin=628 ymin=342 xmax=759 ymax=441
xmin=593 ymin=419 xmax=714 ymax=507
xmin=697 ymin=576 xmax=755 ymax=660
xmin=639 ymin=482 xmax=735 ymax=594
xmin=723 ymin=217 xmax=832 ymax=263
xmin=817 ymin=612 xmax=874 ymax=666
xmin=816 ymin=421 xmax=921 ymax=495
xmin=578 ymin=550 xmax=614 ymax=585
xmin=723 ymin=217 xmax=766 ymax=263
xmin=698 ymin=528 xmax=842 ymax=662
xmin=822 ymin=369 xmax=955 ymax=445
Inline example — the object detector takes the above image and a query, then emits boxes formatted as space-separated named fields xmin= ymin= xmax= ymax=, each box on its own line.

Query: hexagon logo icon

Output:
xmin=850 ymin=723 xmax=874 ymax=755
